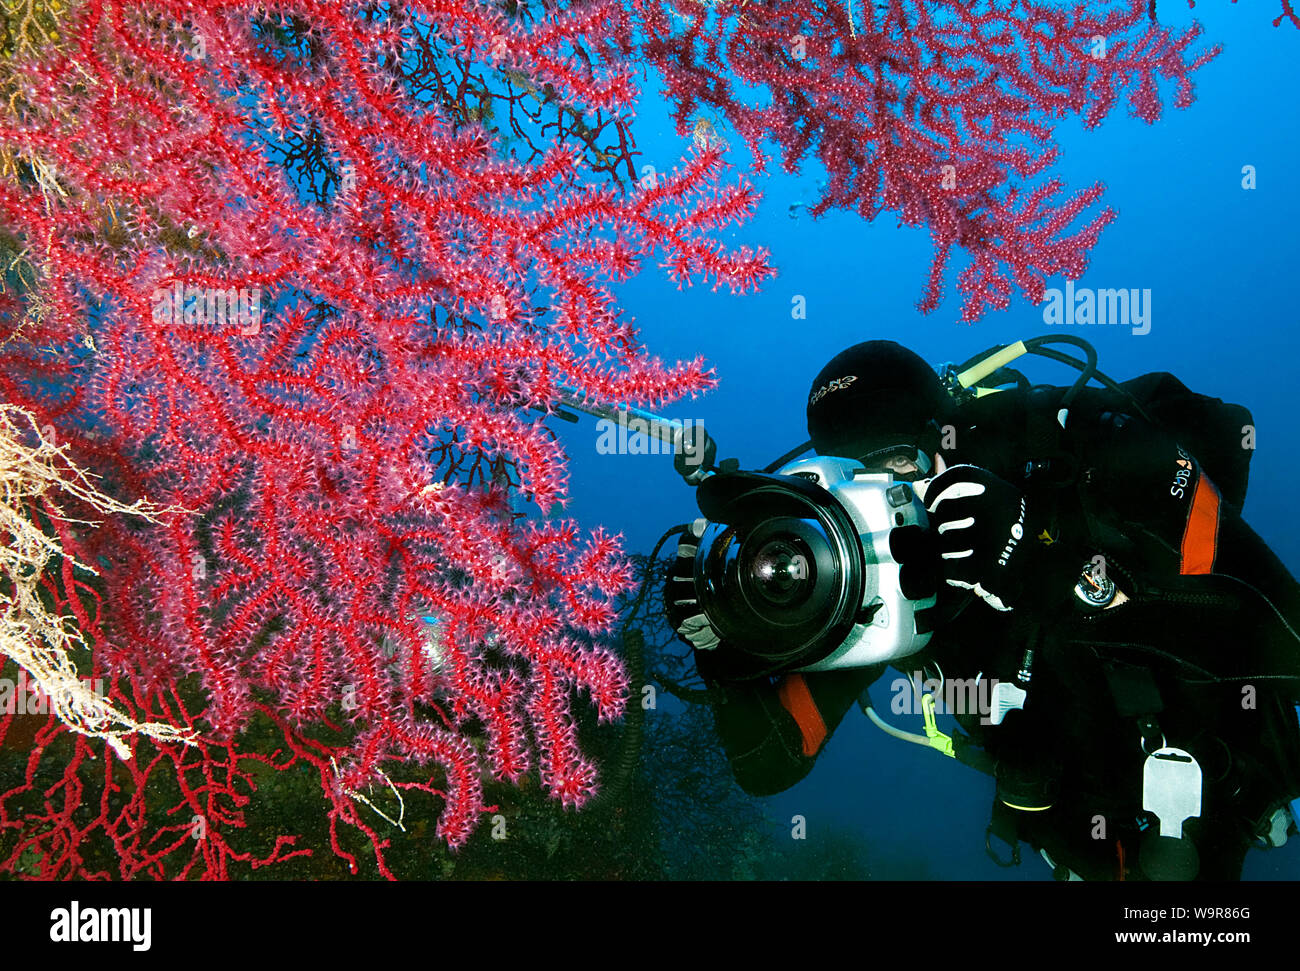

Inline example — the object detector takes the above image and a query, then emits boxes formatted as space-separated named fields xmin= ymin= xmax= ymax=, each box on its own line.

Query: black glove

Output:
xmin=889 ymin=522 xmax=942 ymax=601
xmin=664 ymin=518 xmax=722 ymax=650
xmin=903 ymin=465 xmax=1037 ymax=611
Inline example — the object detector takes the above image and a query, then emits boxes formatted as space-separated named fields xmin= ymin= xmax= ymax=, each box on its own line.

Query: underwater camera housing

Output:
xmin=687 ymin=455 xmax=936 ymax=675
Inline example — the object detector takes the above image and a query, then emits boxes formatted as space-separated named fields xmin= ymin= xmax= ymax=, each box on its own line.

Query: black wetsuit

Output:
xmin=683 ymin=374 xmax=1300 ymax=880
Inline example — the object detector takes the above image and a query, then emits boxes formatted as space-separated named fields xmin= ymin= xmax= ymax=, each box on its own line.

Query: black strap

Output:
xmin=985 ymin=798 xmax=1023 ymax=867
xmin=1024 ymin=388 xmax=1063 ymax=462
xmin=952 ymin=731 xmax=997 ymax=776
xmin=1021 ymin=389 xmax=1081 ymax=491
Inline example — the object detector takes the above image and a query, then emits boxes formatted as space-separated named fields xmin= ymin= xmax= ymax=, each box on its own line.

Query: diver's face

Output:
xmin=859 ymin=447 xmax=943 ymax=482
xmin=881 ymin=452 xmax=922 ymax=477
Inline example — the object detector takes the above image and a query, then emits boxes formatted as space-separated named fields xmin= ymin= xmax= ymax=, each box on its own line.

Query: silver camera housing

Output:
xmin=777 ymin=456 xmax=935 ymax=671
xmin=689 ymin=454 xmax=935 ymax=674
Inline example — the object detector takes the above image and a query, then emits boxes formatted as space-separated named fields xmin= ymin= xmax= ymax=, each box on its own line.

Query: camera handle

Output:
xmin=538 ymin=385 xmax=737 ymax=486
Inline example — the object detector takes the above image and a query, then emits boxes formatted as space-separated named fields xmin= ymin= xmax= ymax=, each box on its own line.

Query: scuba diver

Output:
xmin=662 ymin=335 xmax=1300 ymax=881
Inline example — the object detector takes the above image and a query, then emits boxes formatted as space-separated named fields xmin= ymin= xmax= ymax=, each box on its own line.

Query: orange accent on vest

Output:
xmin=777 ymin=674 xmax=828 ymax=757
xmin=1180 ymin=475 xmax=1221 ymax=575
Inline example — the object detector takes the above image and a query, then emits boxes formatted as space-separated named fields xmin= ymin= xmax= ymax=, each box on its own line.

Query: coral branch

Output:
xmin=0 ymin=0 xmax=770 ymax=876
xmin=633 ymin=0 xmax=1219 ymax=320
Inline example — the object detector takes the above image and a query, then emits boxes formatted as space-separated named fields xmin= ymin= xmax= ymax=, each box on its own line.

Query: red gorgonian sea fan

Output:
xmin=632 ymin=0 xmax=1221 ymax=321
xmin=0 ymin=0 xmax=770 ymax=877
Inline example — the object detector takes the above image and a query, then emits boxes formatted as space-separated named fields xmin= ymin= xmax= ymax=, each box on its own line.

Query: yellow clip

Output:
xmin=921 ymin=694 xmax=955 ymax=758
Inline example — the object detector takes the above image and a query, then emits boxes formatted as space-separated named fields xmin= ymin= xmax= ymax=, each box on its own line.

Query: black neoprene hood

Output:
xmin=805 ymin=340 xmax=949 ymax=460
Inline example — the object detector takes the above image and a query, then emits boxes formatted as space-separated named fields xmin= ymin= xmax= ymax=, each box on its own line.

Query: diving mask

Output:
xmin=858 ymin=445 xmax=934 ymax=481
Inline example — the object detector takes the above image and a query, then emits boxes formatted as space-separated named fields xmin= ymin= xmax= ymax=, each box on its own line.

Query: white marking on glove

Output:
xmin=926 ymin=479 xmax=987 ymax=513
xmin=936 ymin=517 xmax=975 ymax=534
xmin=678 ymin=613 xmax=721 ymax=650
xmin=945 ymin=577 xmax=1011 ymax=611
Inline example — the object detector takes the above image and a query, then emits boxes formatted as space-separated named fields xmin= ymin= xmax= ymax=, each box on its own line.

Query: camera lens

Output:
xmin=692 ymin=473 xmax=869 ymax=670
xmin=724 ymin=516 xmax=841 ymax=636
xmin=746 ymin=538 xmax=814 ymax=608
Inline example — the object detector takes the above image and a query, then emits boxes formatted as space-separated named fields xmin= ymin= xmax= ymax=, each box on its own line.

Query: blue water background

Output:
xmin=553 ymin=4 xmax=1300 ymax=879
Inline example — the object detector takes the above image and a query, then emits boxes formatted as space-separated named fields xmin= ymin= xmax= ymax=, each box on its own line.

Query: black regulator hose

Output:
xmin=621 ymin=522 xmax=689 ymax=634
xmin=591 ymin=523 xmax=689 ymax=815
xmin=594 ymin=626 xmax=646 ymax=812
xmin=764 ymin=439 xmax=813 ymax=472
